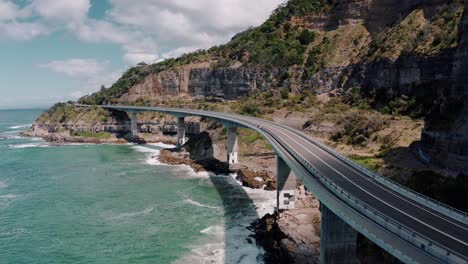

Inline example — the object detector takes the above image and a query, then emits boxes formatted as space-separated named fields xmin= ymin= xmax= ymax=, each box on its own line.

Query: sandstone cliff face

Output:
xmin=117 ymin=64 xmax=283 ymax=103
xmin=69 ymin=0 xmax=466 ymax=174
xmin=291 ymin=0 xmax=448 ymax=31
xmin=118 ymin=63 xmax=208 ymax=103
xmin=115 ymin=0 xmax=462 ymax=104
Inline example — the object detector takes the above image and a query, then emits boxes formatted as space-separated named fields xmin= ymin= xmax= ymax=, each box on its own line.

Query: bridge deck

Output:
xmin=97 ymin=105 xmax=468 ymax=263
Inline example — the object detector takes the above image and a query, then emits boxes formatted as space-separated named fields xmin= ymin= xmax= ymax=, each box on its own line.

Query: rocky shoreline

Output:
xmin=156 ymin=132 xmax=322 ymax=264
xmin=22 ymin=126 xmax=322 ymax=263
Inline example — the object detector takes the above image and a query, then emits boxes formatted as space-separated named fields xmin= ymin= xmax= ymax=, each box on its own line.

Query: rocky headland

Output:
xmin=21 ymin=0 xmax=468 ymax=262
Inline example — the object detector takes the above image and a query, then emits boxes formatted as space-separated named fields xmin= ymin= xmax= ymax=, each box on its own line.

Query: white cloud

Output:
xmin=103 ymin=0 xmax=285 ymax=62
xmin=0 ymin=21 xmax=48 ymax=40
xmin=38 ymin=59 xmax=110 ymax=79
xmin=38 ymin=58 xmax=123 ymax=100
xmin=0 ymin=0 xmax=284 ymax=65
xmin=123 ymin=53 xmax=158 ymax=65
xmin=0 ymin=0 xmax=19 ymax=21
xmin=30 ymin=0 xmax=90 ymax=23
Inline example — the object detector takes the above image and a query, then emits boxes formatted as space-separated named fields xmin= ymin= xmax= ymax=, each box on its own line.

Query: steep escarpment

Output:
xmin=33 ymin=0 xmax=466 ymax=173
xmin=421 ymin=0 xmax=468 ymax=174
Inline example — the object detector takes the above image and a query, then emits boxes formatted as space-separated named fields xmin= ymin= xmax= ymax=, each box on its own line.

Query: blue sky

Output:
xmin=0 ymin=0 xmax=284 ymax=109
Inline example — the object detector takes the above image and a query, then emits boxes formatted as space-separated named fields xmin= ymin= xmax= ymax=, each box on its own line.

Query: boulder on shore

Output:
xmin=237 ymin=168 xmax=276 ymax=190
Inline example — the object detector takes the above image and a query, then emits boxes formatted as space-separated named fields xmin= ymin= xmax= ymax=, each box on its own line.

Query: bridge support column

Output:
xmin=320 ymin=204 xmax=357 ymax=264
xmin=226 ymin=127 xmax=239 ymax=164
xmin=130 ymin=112 xmax=138 ymax=137
xmin=276 ymin=156 xmax=296 ymax=210
xmin=177 ymin=117 xmax=186 ymax=147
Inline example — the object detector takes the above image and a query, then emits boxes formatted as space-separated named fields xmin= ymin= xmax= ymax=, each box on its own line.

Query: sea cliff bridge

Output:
xmin=80 ymin=104 xmax=468 ymax=264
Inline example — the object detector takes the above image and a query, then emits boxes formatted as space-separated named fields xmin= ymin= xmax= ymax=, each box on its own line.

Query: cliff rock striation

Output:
xmin=33 ymin=0 xmax=467 ymax=174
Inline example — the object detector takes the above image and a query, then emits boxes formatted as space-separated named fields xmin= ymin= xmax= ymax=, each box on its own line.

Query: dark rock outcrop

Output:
xmin=421 ymin=0 xmax=468 ymax=174
xmin=159 ymin=131 xmax=231 ymax=174
xmin=236 ymin=169 xmax=276 ymax=190
xmin=183 ymin=131 xmax=215 ymax=160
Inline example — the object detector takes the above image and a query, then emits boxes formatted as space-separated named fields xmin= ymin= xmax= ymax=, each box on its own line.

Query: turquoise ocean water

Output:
xmin=0 ymin=109 xmax=275 ymax=264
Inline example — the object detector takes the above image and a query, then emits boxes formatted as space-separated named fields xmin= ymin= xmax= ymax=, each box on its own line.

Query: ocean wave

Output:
xmin=2 ymin=130 xmax=22 ymax=134
xmin=131 ymin=145 xmax=161 ymax=154
xmin=0 ymin=228 xmax=30 ymax=238
xmin=1 ymin=134 xmax=25 ymax=140
xmin=8 ymin=143 xmax=49 ymax=149
xmin=175 ymin=223 xmax=266 ymax=264
xmin=147 ymin=142 xmax=176 ymax=149
xmin=174 ymin=173 xmax=275 ymax=264
xmin=131 ymin=145 xmax=162 ymax=165
xmin=183 ymin=199 xmax=220 ymax=209
xmin=7 ymin=141 xmax=95 ymax=149
xmin=8 ymin=124 xmax=31 ymax=129
xmin=200 ymin=225 xmax=224 ymax=236
xmin=0 ymin=194 xmax=16 ymax=199
xmin=0 ymin=181 xmax=7 ymax=189
xmin=110 ymin=207 xmax=154 ymax=220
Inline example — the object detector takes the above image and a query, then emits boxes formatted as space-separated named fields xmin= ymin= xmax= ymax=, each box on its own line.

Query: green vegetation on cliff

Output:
xmin=37 ymin=103 xmax=113 ymax=125
xmin=78 ymin=66 xmax=153 ymax=105
xmin=76 ymin=0 xmax=325 ymax=105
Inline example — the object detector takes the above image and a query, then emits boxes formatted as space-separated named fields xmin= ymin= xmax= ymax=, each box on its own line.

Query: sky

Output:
xmin=0 ymin=0 xmax=284 ymax=109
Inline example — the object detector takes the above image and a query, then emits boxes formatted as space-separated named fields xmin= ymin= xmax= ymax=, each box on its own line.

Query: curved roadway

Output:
xmin=97 ymin=105 xmax=468 ymax=264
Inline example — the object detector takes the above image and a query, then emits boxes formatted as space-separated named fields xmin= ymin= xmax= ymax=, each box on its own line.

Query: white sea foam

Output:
xmin=0 ymin=228 xmax=29 ymax=238
xmin=171 ymin=166 xmax=211 ymax=179
xmin=132 ymin=143 xmax=211 ymax=178
xmin=8 ymin=141 xmax=95 ymax=149
xmin=131 ymin=144 xmax=163 ymax=165
xmin=0 ymin=181 xmax=7 ymax=189
xmin=0 ymin=194 xmax=17 ymax=199
xmin=8 ymin=124 xmax=31 ymax=129
xmin=2 ymin=130 xmax=22 ymax=134
xmin=1 ymin=134 xmax=25 ymax=140
xmin=148 ymin=142 xmax=176 ymax=149
xmin=175 ymin=173 xmax=276 ymax=264
xmin=8 ymin=143 xmax=49 ymax=149
xmin=183 ymin=199 xmax=220 ymax=210
xmin=110 ymin=207 xmax=154 ymax=220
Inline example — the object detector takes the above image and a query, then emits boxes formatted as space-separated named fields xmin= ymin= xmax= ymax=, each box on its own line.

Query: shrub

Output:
xmin=299 ymin=30 xmax=317 ymax=45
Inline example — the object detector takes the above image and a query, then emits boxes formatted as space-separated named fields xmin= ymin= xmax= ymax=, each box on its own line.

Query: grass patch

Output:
xmin=76 ymin=131 xmax=112 ymax=139
xmin=349 ymin=155 xmax=381 ymax=172
xmin=240 ymin=129 xmax=264 ymax=144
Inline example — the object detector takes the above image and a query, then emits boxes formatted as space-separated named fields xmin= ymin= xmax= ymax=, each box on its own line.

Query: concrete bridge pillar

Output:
xmin=276 ymin=156 xmax=296 ymax=210
xmin=226 ymin=127 xmax=239 ymax=164
xmin=130 ymin=112 xmax=138 ymax=137
xmin=177 ymin=117 xmax=186 ymax=147
xmin=320 ymin=204 xmax=357 ymax=264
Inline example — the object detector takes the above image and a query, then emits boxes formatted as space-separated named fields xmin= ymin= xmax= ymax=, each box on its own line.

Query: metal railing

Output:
xmin=268 ymin=130 xmax=467 ymax=264
xmin=297 ymin=132 xmax=468 ymax=225
xmin=92 ymin=105 xmax=468 ymax=263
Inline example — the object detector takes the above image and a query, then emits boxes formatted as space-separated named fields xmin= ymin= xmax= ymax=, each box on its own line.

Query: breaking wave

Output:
xmin=8 ymin=143 xmax=49 ymax=149
xmin=183 ymin=199 xmax=221 ymax=209
xmin=8 ymin=124 xmax=31 ymax=129
xmin=109 ymin=207 xmax=154 ymax=220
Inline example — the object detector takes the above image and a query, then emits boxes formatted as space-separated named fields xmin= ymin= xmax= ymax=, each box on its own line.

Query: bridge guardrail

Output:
xmin=275 ymin=123 xmax=468 ymax=225
xmin=272 ymin=132 xmax=467 ymax=264
xmin=96 ymin=105 xmax=467 ymax=263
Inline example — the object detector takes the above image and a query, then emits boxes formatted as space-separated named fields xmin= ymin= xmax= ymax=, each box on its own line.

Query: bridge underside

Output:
xmin=320 ymin=204 xmax=358 ymax=264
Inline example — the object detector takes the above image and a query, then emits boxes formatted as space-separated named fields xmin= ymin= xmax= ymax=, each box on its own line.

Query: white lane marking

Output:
xmin=265 ymin=124 xmax=468 ymax=247
xmin=249 ymin=117 xmax=468 ymax=232
xmin=105 ymin=107 xmax=468 ymax=237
